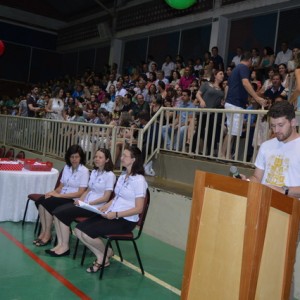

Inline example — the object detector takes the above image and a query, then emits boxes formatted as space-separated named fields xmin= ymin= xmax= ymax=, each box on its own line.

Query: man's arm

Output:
xmin=242 ymin=78 xmax=266 ymax=107
xmin=241 ymin=167 xmax=264 ymax=183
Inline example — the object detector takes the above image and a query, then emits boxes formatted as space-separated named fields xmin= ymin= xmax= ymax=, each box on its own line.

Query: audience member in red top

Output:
xmin=179 ymin=67 xmax=195 ymax=90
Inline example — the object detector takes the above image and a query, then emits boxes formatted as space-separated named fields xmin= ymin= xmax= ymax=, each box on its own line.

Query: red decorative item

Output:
xmin=0 ymin=40 xmax=5 ymax=56
xmin=24 ymin=160 xmax=53 ymax=171
xmin=0 ymin=161 xmax=23 ymax=171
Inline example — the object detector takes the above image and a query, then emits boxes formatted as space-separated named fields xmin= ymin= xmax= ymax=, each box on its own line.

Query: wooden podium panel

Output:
xmin=181 ymin=171 xmax=300 ymax=300
xmin=188 ymin=188 xmax=247 ymax=300
xmin=255 ymin=208 xmax=289 ymax=299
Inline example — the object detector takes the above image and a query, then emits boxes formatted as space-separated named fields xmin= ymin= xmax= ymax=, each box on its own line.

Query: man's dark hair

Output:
xmin=241 ymin=51 xmax=252 ymax=61
xmin=182 ymin=89 xmax=191 ymax=97
xmin=267 ymin=101 xmax=295 ymax=121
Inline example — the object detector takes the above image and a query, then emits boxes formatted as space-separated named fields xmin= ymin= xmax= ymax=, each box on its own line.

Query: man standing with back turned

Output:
xmin=221 ymin=51 xmax=266 ymax=158
xmin=241 ymin=101 xmax=300 ymax=299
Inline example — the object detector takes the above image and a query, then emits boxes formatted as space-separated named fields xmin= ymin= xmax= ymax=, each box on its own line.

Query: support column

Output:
xmin=209 ymin=15 xmax=230 ymax=67
xmin=109 ymin=38 xmax=123 ymax=74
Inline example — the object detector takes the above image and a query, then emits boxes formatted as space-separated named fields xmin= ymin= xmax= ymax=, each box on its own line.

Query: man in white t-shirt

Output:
xmin=241 ymin=101 xmax=300 ymax=300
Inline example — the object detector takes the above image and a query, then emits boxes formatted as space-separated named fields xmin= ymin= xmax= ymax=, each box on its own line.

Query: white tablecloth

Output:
xmin=0 ymin=168 xmax=59 ymax=222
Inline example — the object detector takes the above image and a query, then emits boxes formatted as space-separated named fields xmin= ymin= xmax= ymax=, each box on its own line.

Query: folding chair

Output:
xmin=0 ymin=145 xmax=5 ymax=158
xmin=5 ymin=148 xmax=14 ymax=159
xmin=15 ymin=150 xmax=25 ymax=159
xmin=81 ymin=188 xmax=150 ymax=279
xmin=22 ymin=170 xmax=63 ymax=234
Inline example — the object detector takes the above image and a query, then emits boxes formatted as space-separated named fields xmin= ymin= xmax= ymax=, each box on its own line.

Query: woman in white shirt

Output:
xmin=75 ymin=145 xmax=148 ymax=273
xmin=45 ymin=148 xmax=116 ymax=257
xmin=46 ymin=87 xmax=66 ymax=120
xmin=34 ymin=145 xmax=89 ymax=247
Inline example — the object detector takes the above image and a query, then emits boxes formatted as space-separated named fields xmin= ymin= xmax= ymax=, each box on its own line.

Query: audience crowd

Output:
xmin=1 ymin=43 xmax=300 ymax=159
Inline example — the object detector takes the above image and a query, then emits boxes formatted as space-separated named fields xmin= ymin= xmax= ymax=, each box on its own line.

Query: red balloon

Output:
xmin=0 ymin=40 xmax=5 ymax=56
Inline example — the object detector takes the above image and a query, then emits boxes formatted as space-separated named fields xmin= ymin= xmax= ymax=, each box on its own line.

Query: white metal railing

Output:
xmin=1 ymin=108 xmax=300 ymax=169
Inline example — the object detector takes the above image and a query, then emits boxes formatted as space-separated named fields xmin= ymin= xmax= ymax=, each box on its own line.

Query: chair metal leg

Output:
xmin=99 ymin=241 xmax=110 ymax=280
xmin=73 ymin=238 xmax=80 ymax=260
xmin=81 ymin=246 xmax=87 ymax=266
xmin=34 ymin=215 xmax=40 ymax=235
xmin=115 ymin=240 xmax=123 ymax=261
xmin=22 ymin=199 xmax=30 ymax=227
xmin=132 ymin=240 xmax=144 ymax=275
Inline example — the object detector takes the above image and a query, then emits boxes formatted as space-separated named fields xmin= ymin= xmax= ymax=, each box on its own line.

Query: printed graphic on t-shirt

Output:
xmin=265 ymin=155 xmax=288 ymax=186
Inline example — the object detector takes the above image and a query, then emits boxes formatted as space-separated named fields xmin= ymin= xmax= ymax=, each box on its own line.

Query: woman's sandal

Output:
xmin=35 ymin=238 xmax=52 ymax=247
xmin=33 ymin=238 xmax=41 ymax=244
xmin=86 ymin=261 xmax=110 ymax=273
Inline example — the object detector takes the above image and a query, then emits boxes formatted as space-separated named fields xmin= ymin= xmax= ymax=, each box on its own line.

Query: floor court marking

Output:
xmin=1 ymin=226 xmax=181 ymax=297
xmin=0 ymin=226 xmax=91 ymax=300
xmin=111 ymin=255 xmax=181 ymax=296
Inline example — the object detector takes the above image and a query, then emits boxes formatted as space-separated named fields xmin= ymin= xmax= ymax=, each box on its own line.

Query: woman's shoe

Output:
xmin=86 ymin=261 xmax=110 ymax=273
xmin=33 ymin=238 xmax=41 ymax=245
xmin=45 ymin=249 xmax=55 ymax=255
xmin=35 ymin=238 xmax=52 ymax=247
xmin=49 ymin=249 xmax=70 ymax=257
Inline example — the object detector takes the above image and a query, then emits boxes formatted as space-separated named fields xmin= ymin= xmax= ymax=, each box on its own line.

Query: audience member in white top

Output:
xmin=115 ymin=81 xmax=127 ymax=97
xmin=274 ymin=41 xmax=293 ymax=66
xmin=161 ymin=55 xmax=175 ymax=79
xmin=231 ymin=47 xmax=243 ymax=67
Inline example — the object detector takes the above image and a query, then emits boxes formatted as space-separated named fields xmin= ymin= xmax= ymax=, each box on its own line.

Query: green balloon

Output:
xmin=165 ymin=0 xmax=196 ymax=10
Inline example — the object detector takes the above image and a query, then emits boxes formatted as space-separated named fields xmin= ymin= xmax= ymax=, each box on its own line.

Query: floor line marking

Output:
xmin=111 ymin=255 xmax=181 ymax=296
xmin=0 ymin=226 xmax=91 ymax=300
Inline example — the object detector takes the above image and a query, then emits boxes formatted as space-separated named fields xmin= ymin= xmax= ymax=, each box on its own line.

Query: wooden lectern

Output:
xmin=181 ymin=170 xmax=300 ymax=300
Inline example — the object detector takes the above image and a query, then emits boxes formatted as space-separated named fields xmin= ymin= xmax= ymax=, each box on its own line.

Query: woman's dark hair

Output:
xmin=157 ymin=80 xmax=165 ymax=90
xmin=65 ymin=144 xmax=86 ymax=166
xmin=125 ymin=144 xmax=144 ymax=176
xmin=264 ymin=46 xmax=274 ymax=56
xmin=52 ymin=87 xmax=63 ymax=98
xmin=210 ymin=69 xmax=224 ymax=90
xmin=94 ymin=148 xmax=114 ymax=171
xmin=170 ymin=70 xmax=181 ymax=81
xmin=148 ymin=71 xmax=157 ymax=81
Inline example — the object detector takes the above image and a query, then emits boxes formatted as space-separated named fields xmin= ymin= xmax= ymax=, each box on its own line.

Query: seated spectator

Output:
xmin=121 ymin=93 xmax=136 ymax=116
xmin=46 ymin=148 xmax=115 ymax=257
xmin=155 ymin=70 xmax=169 ymax=86
xmin=150 ymin=94 xmax=163 ymax=119
xmin=231 ymin=47 xmax=243 ymax=67
xmin=211 ymin=46 xmax=224 ymax=70
xmin=274 ymin=41 xmax=293 ymax=66
xmin=18 ymin=94 xmax=29 ymax=117
xmin=136 ymin=79 xmax=150 ymax=103
xmin=146 ymin=72 xmax=157 ymax=89
xmin=88 ymin=109 xmax=100 ymax=124
xmin=157 ymin=80 xmax=167 ymax=100
xmin=132 ymin=93 xmax=150 ymax=120
xmin=258 ymin=46 xmax=275 ymax=79
xmin=161 ymin=55 xmax=175 ymax=80
xmin=74 ymin=145 xmax=148 ymax=273
xmin=287 ymin=47 xmax=300 ymax=73
xmin=251 ymin=48 xmax=261 ymax=69
xmin=169 ymin=70 xmax=181 ymax=86
xmin=72 ymin=84 xmax=84 ymax=99
xmin=111 ymin=95 xmax=124 ymax=124
xmin=264 ymin=73 xmax=287 ymax=102
xmin=115 ymin=81 xmax=127 ymax=98
xmin=73 ymin=107 xmax=86 ymax=122
xmin=162 ymin=89 xmax=195 ymax=150
xmin=179 ymin=67 xmax=195 ymax=90
xmin=108 ymin=84 xmax=116 ymax=102
xmin=100 ymin=92 xmax=114 ymax=113
xmin=33 ymin=145 xmax=89 ymax=248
